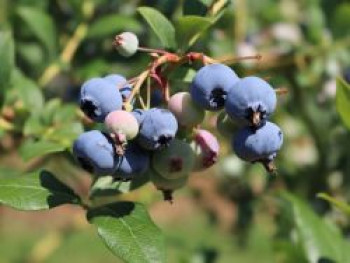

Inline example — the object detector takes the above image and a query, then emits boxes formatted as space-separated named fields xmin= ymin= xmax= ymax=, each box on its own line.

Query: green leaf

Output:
xmin=318 ymin=193 xmax=350 ymax=216
xmin=175 ymin=16 xmax=214 ymax=51
xmin=0 ymin=31 xmax=14 ymax=106
xmin=19 ymin=140 xmax=66 ymax=161
xmin=137 ymin=7 xmax=176 ymax=49
xmin=11 ymin=69 xmax=44 ymax=112
xmin=169 ymin=67 xmax=196 ymax=83
xmin=88 ymin=14 xmax=142 ymax=39
xmin=90 ymin=172 xmax=150 ymax=199
xmin=336 ymin=77 xmax=350 ymax=130
xmin=0 ymin=170 xmax=80 ymax=210
xmin=183 ymin=0 xmax=212 ymax=16
xmin=281 ymin=192 xmax=349 ymax=263
xmin=16 ymin=6 xmax=57 ymax=58
xmin=87 ymin=202 xmax=165 ymax=263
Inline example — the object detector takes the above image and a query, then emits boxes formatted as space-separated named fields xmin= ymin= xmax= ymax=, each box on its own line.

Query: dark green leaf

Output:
xmin=137 ymin=7 xmax=176 ymax=49
xmin=0 ymin=170 xmax=80 ymax=210
xmin=183 ymin=0 xmax=212 ymax=16
xmin=0 ymin=31 xmax=14 ymax=106
xmin=11 ymin=69 xmax=44 ymax=112
xmin=175 ymin=16 xmax=213 ymax=51
xmin=16 ymin=6 xmax=57 ymax=58
xmin=89 ymin=176 xmax=124 ymax=198
xmin=281 ymin=192 xmax=349 ymax=263
xmin=19 ymin=140 xmax=66 ymax=161
xmin=336 ymin=77 xmax=350 ymax=130
xmin=87 ymin=202 xmax=165 ymax=263
xmin=88 ymin=14 xmax=142 ymax=39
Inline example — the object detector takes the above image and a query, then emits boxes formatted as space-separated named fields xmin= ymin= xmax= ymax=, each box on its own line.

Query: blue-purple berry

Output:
xmin=72 ymin=130 xmax=119 ymax=176
xmin=232 ymin=121 xmax=283 ymax=172
xmin=104 ymin=74 xmax=132 ymax=102
xmin=225 ymin=76 xmax=277 ymax=127
xmin=80 ymin=78 xmax=123 ymax=122
xmin=113 ymin=143 xmax=150 ymax=179
xmin=190 ymin=64 xmax=239 ymax=111
xmin=137 ymin=108 xmax=178 ymax=150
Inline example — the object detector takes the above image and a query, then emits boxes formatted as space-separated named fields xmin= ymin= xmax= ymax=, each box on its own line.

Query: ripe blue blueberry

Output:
xmin=72 ymin=130 xmax=119 ymax=176
xmin=232 ymin=121 xmax=283 ymax=172
xmin=137 ymin=108 xmax=178 ymax=150
xmin=131 ymin=109 xmax=146 ymax=124
xmin=104 ymin=74 xmax=132 ymax=102
xmin=80 ymin=78 xmax=123 ymax=122
xmin=190 ymin=64 xmax=239 ymax=111
xmin=114 ymin=143 xmax=150 ymax=180
xmin=225 ymin=76 xmax=277 ymax=127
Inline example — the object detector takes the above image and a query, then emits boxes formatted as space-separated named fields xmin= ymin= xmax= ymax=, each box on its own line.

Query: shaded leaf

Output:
xmin=336 ymin=77 xmax=350 ymax=130
xmin=0 ymin=31 xmax=14 ymax=106
xmin=175 ymin=16 xmax=213 ymax=51
xmin=19 ymin=140 xmax=66 ymax=161
xmin=317 ymin=193 xmax=350 ymax=216
xmin=0 ymin=170 xmax=80 ymax=210
xmin=87 ymin=202 xmax=165 ymax=263
xmin=183 ymin=0 xmax=212 ymax=16
xmin=281 ymin=192 xmax=349 ymax=263
xmin=88 ymin=14 xmax=142 ymax=39
xmin=137 ymin=7 xmax=176 ymax=49
xmin=17 ymin=6 xmax=57 ymax=58
xmin=11 ymin=69 xmax=44 ymax=112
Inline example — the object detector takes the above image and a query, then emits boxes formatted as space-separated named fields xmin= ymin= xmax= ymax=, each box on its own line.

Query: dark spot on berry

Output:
xmin=80 ymin=99 xmax=97 ymax=118
xmin=278 ymin=130 xmax=282 ymax=140
xmin=209 ymin=88 xmax=227 ymax=108
xmin=158 ymin=135 xmax=172 ymax=146
xmin=77 ymin=157 xmax=93 ymax=173
xmin=169 ymin=157 xmax=183 ymax=172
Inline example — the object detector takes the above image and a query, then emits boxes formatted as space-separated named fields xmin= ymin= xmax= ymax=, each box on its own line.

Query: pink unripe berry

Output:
xmin=168 ymin=92 xmax=205 ymax=127
xmin=105 ymin=110 xmax=139 ymax=140
xmin=191 ymin=129 xmax=220 ymax=171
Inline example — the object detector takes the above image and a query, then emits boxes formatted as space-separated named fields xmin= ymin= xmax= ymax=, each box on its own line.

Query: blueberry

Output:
xmin=137 ymin=108 xmax=178 ymax=150
xmin=114 ymin=32 xmax=139 ymax=57
xmin=168 ymin=92 xmax=205 ymax=127
xmin=72 ymin=130 xmax=119 ymax=176
xmin=191 ymin=129 xmax=220 ymax=171
xmin=113 ymin=143 xmax=150 ymax=179
xmin=150 ymin=89 xmax=163 ymax=107
xmin=190 ymin=64 xmax=239 ymax=111
xmin=80 ymin=78 xmax=123 ymax=122
xmin=152 ymin=139 xmax=195 ymax=179
xmin=343 ymin=67 xmax=350 ymax=84
xmin=131 ymin=109 xmax=146 ymax=124
xmin=232 ymin=121 xmax=283 ymax=172
xmin=225 ymin=76 xmax=277 ymax=127
xmin=104 ymin=74 xmax=132 ymax=102
xmin=105 ymin=110 xmax=139 ymax=140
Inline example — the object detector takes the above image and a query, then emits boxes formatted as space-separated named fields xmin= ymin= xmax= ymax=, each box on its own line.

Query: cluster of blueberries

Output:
xmin=190 ymin=63 xmax=283 ymax=172
xmin=73 ymin=62 xmax=283 ymax=200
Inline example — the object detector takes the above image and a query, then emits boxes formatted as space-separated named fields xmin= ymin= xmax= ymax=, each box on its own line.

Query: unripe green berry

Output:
xmin=114 ymin=32 xmax=139 ymax=57
xmin=152 ymin=139 xmax=195 ymax=180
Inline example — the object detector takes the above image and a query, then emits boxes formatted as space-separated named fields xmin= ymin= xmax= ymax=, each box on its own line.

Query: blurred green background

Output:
xmin=0 ymin=0 xmax=350 ymax=262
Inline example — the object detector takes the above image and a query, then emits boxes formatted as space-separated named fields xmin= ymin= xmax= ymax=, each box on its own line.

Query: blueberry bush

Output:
xmin=0 ymin=0 xmax=350 ymax=262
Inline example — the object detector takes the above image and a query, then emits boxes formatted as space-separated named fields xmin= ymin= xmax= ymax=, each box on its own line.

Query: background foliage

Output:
xmin=0 ymin=0 xmax=349 ymax=262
